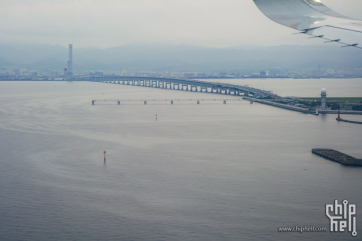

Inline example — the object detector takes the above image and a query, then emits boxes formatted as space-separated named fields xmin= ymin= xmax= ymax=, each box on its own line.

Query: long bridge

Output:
xmin=83 ymin=76 xmax=280 ymax=99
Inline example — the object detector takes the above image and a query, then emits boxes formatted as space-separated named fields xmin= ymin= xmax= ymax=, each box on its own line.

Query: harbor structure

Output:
xmin=312 ymin=148 xmax=362 ymax=166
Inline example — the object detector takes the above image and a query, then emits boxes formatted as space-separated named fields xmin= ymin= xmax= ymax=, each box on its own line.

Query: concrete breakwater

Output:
xmin=336 ymin=118 xmax=362 ymax=124
xmin=312 ymin=148 xmax=362 ymax=166
xmin=319 ymin=110 xmax=362 ymax=115
xmin=242 ymin=97 xmax=312 ymax=114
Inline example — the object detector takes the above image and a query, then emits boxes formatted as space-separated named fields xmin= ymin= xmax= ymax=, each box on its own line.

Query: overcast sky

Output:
xmin=0 ymin=0 xmax=361 ymax=48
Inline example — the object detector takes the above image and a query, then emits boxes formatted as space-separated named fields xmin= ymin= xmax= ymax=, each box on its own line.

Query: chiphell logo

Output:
xmin=326 ymin=200 xmax=357 ymax=237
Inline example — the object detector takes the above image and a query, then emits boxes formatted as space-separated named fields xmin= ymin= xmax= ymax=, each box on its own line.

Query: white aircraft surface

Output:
xmin=253 ymin=0 xmax=362 ymax=49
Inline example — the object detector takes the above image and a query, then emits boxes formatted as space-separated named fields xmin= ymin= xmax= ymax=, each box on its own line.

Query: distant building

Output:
xmin=49 ymin=71 xmax=59 ymax=78
xmin=90 ymin=71 xmax=104 ymax=76
xmin=260 ymin=71 xmax=267 ymax=77
xmin=14 ymin=69 xmax=20 ymax=75
xmin=184 ymin=73 xmax=195 ymax=78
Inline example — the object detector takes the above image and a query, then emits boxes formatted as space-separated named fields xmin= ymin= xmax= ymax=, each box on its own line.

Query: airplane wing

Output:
xmin=253 ymin=0 xmax=362 ymax=49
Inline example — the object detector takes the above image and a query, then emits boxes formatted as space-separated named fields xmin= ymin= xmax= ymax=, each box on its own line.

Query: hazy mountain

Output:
xmin=0 ymin=43 xmax=360 ymax=72
xmin=0 ymin=56 xmax=11 ymax=69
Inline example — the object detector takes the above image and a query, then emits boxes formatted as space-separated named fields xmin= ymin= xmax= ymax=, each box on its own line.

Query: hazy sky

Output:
xmin=0 ymin=0 xmax=361 ymax=48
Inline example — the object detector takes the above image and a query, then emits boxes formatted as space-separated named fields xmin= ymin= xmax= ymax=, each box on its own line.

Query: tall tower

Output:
xmin=67 ymin=44 xmax=73 ymax=76
xmin=321 ymin=88 xmax=327 ymax=109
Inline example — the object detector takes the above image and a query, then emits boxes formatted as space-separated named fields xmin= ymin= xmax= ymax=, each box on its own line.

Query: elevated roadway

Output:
xmin=82 ymin=76 xmax=280 ymax=99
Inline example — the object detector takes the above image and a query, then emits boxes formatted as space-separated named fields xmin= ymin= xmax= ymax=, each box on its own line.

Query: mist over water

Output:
xmin=0 ymin=80 xmax=362 ymax=241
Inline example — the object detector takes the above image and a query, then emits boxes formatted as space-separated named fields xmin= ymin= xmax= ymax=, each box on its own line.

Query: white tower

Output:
xmin=321 ymin=88 xmax=327 ymax=109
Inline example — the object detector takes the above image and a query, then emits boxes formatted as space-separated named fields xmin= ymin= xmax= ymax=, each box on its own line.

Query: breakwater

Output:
xmin=242 ymin=97 xmax=312 ymax=114
xmin=319 ymin=110 xmax=362 ymax=115
xmin=312 ymin=148 xmax=362 ymax=166
xmin=336 ymin=118 xmax=362 ymax=124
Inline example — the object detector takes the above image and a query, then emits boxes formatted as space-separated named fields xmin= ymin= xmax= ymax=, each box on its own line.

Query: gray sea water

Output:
xmin=0 ymin=80 xmax=362 ymax=241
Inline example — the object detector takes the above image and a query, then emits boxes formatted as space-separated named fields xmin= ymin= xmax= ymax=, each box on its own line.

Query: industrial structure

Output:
xmin=67 ymin=44 xmax=73 ymax=76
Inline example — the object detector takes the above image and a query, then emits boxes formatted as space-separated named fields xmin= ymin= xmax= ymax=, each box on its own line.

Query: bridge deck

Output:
xmin=83 ymin=76 xmax=280 ymax=99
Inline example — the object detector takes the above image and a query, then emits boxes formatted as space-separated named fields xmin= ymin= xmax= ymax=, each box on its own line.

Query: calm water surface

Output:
xmin=0 ymin=80 xmax=361 ymax=241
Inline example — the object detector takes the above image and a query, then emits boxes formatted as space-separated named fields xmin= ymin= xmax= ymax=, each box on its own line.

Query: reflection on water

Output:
xmin=320 ymin=114 xmax=328 ymax=121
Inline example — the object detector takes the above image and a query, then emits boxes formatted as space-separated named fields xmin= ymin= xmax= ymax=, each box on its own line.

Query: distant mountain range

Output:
xmin=0 ymin=43 xmax=360 ymax=72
